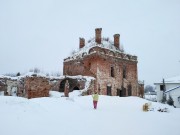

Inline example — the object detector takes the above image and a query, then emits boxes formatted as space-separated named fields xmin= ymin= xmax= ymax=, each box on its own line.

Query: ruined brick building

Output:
xmin=0 ymin=28 xmax=143 ymax=98
xmin=0 ymin=73 xmax=94 ymax=99
xmin=0 ymin=74 xmax=51 ymax=99
xmin=63 ymin=28 xmax=140 ymax=96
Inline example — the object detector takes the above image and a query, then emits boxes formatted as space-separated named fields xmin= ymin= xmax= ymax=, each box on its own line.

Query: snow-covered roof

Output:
xmin=49 ymin=75 xmax=95 ymax=81
xmin=154 ymin=75 xmax=180 ymax=84
xmin=86 ymin=37 xmax=121 ymax=52
xmin=0 ymin=72 xmax=49 ymax=81
xmin=0 ymin=75 xmax=18 ymax=80
xmin=64 ymin=37 xmax=137 ymax=62
xmin=165 ymin=85 xmax=180 ymax=93
xmin=0 ymin=72 xmax=95 ymax=83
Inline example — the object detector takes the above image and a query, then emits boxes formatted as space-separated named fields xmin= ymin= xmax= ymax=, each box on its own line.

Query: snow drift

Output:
xmin=0 ymin=91 xmax=180 ymax=135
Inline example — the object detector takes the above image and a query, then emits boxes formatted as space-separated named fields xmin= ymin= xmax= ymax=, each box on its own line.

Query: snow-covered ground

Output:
xmin=0 ymin=91 xmax=180 ymax=135
xmin=144 ymin=94 xmax=157 ymax=102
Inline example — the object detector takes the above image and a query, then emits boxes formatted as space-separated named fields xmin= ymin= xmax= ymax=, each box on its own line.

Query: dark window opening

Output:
xmin=119 ymin=90 xmax=123 ymax=97
xmin=117 ymin=89 xmax=120 ymax=96
xmin=123 ymin=66 xmax=126 ymax=79
xmin=160 ymin=85 xmax=164 ymax=91
xmin=107 ymin=86 xmax=112 ymax=96
xmin=73 ymin=86 xmax=80 ymax=90
xmin=128 ymin=84 xmax=132 ymax=96
xmin=120 ymin=86 xmax=126 ymax=97
xmin=123 ymin=88 xmax=126 ymax=96
xmin=111 ymin=66 xmax=114 ymax=77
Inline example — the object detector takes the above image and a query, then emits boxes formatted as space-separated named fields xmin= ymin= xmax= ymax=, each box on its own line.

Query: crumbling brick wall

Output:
xmin=24 ymin=77 xmax=51 ymax=99
xmin=0 ymin=79 xmax=7 ymax=95
xmin=64 ymin=46 xmax=138 ymax=96
xmin=63 ymin=28 xmax=141 ymax=96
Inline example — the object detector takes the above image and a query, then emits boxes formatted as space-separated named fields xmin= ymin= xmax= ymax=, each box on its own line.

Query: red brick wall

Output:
xmin=24 ymin=77 xmax=51 ymax=99
xmin=64 ymin=47 xmax=138 ymax=96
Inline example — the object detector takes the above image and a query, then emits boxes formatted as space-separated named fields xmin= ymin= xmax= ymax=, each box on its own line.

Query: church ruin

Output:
xmin=63 ymin=28 xmax=140 ymax=96
xmin=0 ymin=28 xmax=144 ymax=98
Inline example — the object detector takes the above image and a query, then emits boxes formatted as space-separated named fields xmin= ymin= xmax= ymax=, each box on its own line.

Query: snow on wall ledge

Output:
xmin=0 ymin=72 xmax=95 ymax=98
xmin=64 ymin=37 xmax=137 ymax=62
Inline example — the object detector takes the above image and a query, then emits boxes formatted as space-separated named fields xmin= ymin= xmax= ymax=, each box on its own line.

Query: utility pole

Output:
xmin=162 ymin=78 xmax=166 ymax=92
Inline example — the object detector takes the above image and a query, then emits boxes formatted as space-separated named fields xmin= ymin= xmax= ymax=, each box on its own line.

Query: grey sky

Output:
xmin=0 ymin=0 xmax=180 ymax=85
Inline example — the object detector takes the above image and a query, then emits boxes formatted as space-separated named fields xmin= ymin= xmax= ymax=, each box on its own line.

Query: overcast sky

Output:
xmin=0 ymin=0 xmax=180 ymax=85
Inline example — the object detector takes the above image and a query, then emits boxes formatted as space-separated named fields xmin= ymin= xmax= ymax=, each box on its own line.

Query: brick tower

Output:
xmin=63 ymin=28 xmax=139 ymax=96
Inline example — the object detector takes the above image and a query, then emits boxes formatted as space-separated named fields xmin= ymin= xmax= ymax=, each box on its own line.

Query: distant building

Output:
xmin=154 ymin=76 xmax=180 ymax=107
xmin=63 ymin=28 xmax=141 ymax=96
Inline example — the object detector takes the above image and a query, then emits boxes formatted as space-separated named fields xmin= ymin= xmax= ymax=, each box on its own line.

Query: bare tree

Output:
xmin=144 ymin=85 xmax=154 ymax=93
xmin=34 ymin=67 xmax=40 ymax=73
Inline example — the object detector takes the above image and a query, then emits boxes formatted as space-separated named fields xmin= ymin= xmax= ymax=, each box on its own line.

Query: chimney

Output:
xmin=95 ymin=28 xmax=102 ymax=44
xmin=79 ymin=38 xmax=85 ymax=48
xmin=114 ymin=34 xmax=120 ymax=49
